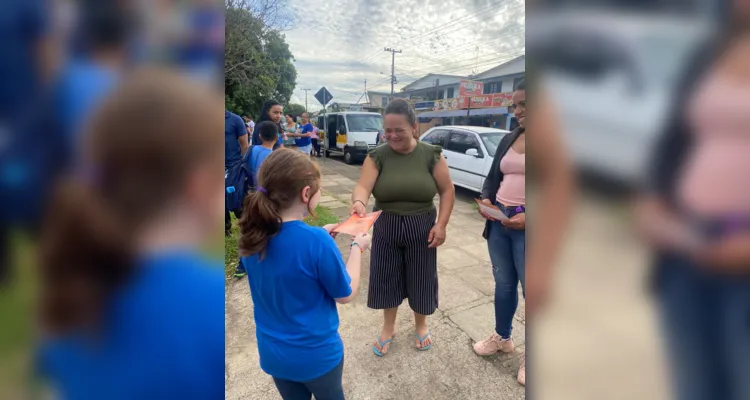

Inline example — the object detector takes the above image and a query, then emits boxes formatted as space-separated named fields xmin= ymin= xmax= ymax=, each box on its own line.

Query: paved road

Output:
xmin=225 ymin=158 xmax=668 ymax=400
xmin=225 ymin=158 xmax=526 ymax=400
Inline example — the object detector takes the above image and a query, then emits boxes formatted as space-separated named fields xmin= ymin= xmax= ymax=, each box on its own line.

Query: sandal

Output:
xmin=415 ymin=331 xmax=432 ymax=351
xmin=373 ymin=336 xmax=393 ymax=357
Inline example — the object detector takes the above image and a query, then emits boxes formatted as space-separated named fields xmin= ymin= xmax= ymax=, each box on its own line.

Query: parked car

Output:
xmin=420 ymin=126 xmax=510 ymax=193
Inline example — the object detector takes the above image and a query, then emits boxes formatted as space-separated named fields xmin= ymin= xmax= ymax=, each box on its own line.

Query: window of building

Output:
xmin=381 ymin=97 xmax=388 ymax=107
xmin=483 ymin=82 xmax=502 ymax=94
xmin=446 ymin=87 xmax=455 ymax=98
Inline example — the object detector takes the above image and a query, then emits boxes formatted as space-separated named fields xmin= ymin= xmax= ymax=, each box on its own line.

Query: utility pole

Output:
xmin=384 ymin=47 xmax=402 ymax=99
xmin=302 ymin=88 xmax=311 ymax=112
xmin=356 ymin=79 xmax=368 ymax=104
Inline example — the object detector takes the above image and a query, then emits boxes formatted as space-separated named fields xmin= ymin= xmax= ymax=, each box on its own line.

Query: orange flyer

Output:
xmin=333 ymin=211 xmax=382 ymax=236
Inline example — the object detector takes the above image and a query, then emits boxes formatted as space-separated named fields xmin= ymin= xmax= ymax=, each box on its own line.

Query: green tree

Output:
xmin=283 ymin=104 xmax=306 ymax=116
xmin=224 ymin=0 xmax=297 ymax=117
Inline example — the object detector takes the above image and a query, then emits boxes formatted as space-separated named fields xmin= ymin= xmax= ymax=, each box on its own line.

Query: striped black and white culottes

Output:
xmin=367 ymin=209 xmax=438 ymax=315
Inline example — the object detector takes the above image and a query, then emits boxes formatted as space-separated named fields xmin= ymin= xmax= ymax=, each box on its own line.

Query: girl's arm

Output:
xmin=335 ymin=244 xmax=363 ymax=304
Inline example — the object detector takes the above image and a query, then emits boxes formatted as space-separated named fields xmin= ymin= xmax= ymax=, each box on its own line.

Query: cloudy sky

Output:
xmin=282 ymin=0 xmax=525 ymax=107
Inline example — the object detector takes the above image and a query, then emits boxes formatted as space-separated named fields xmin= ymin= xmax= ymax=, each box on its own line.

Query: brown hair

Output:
xmin=39 ymin=68 xmax=223 ymax=333
xmin=384 ymin=99 xmax=420 ymax=139
xmin=238 ymin=149 xmax=321 ymax=259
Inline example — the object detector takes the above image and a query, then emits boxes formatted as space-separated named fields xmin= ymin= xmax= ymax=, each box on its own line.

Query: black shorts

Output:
xmin=367 ymin=209 xmax=438 ymax=315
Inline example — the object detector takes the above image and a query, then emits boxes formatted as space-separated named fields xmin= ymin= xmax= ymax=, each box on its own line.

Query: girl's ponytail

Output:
xmin=237 ymin=189 xmax=282 ymax=259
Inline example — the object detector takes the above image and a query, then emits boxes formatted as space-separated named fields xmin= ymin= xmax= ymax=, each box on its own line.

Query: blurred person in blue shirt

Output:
xmin=289 ymin=112 xmax=314 ymax=155
xmin=225 ymin=110 xmax=248 ymax=241
xmin=247 ymin=121 xmax=278 ymax=186
xmin=36 ymin=69 xmax=225 ymax=400
xmin=637 ymin=3 xmax=750 ymax=398
xmin=239 ymin=149 xmax=370 ymax=400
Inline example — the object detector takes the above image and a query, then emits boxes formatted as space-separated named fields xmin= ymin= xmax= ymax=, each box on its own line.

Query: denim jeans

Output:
xmin=655 ymin=255 xmax=750 ymax=400
xmin=487 ymin=206 xmax=525 ymax=339
xmin=272 ymin=357 xmax=345 ymax=400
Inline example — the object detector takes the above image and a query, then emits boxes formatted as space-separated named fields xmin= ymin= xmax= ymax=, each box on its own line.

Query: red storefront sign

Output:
xmin=491 ymin=92 xmax=513 ymax=107
xmin=431 ymin=92 xmax=513 ymax=111
xmin=458 ymin=80 xmax=484 ymax=97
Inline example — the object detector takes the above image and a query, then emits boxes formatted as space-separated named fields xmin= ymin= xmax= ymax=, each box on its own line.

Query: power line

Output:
xmin=398 ymin=47 xmax=524 ymax=77
xmin=384 ymin=47 xmax=402 ymax=98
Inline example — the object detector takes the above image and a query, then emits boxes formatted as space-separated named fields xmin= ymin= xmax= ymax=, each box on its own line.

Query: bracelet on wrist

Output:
xmin=351 ymin=242 xmax=365 ymax=253
xmin=352 ymin=199 xmax=366 ymax=208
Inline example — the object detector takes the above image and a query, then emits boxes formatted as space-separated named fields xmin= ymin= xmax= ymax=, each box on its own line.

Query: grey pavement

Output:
xmin=226 ymin=157 xmax=526 ymax=400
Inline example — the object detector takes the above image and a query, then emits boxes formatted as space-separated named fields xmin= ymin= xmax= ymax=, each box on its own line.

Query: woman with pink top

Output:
xmin=473 ymin=80 xmax=527 ymax=385
xmin=310 ymin=121 xmax=321 ymax=157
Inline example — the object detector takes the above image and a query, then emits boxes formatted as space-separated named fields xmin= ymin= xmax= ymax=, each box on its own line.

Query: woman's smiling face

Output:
xmin=383 ymin=113 xmax=416 ymax=152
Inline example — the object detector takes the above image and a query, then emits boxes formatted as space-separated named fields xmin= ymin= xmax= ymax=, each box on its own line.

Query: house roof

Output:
xmin=400 ymin=73 xmax=467 ymax=92
xmin=473 ymin=55 xmax=525 ymax=80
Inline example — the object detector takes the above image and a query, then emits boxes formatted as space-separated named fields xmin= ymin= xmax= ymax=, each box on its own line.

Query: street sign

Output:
xmin=314 ymin=87 xmax=333 ymax=106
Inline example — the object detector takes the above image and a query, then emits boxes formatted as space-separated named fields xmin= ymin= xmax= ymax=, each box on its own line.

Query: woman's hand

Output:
xmin=428 ymin=223 xmax=447 ymax=248
xmin=322 ymin=223 xmax=340 ymax=239
xmin=502 ymin=213 xmax=525 ymax=230
xmin=350 ymin=200 xmax=366 ymax=217
xmin=696 ymin=233 xmax=750 ymax=272
xmin=477 ymin=199 xmax=495 ymax=220
xmin=352 ymin=232 xmax=372 ymax=251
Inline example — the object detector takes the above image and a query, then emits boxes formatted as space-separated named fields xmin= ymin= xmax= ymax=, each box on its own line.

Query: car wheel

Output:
xmin=344 ymin=148 xmax=354 ymax=164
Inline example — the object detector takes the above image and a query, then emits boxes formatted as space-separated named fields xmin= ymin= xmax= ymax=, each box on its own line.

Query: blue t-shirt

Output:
xmin=242 ymin=221 xmax=352 ymax=381
xmin=37 ymin=250 xmax=225 ymax=400
xmin=247 ymin=145 xmax=273 ymax=185
xmin=225 ymin=111 xmax=247 ymax=168
xmin=295 ymin=123 xmax=313 ymax=147
xmin=58 ymin=60 xmax=119 ymax=141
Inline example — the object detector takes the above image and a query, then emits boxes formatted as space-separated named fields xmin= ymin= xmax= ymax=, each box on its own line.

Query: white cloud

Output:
xmin=283 ymin=0 xmax=525 ymax=108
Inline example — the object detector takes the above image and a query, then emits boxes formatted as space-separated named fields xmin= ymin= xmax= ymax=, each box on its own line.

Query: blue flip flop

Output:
xmin=373 ymin=336 xmax=393 ymax=357
xmin=415 ymin=331 xmax=432 ymax=351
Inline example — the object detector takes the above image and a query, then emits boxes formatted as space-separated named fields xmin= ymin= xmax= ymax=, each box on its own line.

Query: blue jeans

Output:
xmin=656 ymin=255 xmax=750 ymax=400
xmin=272 ymin=357 xmax=345 ymax=400
xmin=487 ymin=212 xmax=525 ymax=339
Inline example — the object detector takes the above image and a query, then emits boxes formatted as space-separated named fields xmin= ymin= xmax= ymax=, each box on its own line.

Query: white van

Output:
xmin=318 ymin=112 xmax=382 ymax=164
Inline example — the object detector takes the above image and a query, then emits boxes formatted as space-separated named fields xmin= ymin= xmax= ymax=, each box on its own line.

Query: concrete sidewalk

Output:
xmin=225 ymin=158 xmax=525 ymax=400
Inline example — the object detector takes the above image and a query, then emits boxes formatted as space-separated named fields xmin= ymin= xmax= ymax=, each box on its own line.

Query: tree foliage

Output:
xmin=225 ymin=0 xmax=297 ymax=117
xmin=283 ymin=104 xmax=306 ymax=116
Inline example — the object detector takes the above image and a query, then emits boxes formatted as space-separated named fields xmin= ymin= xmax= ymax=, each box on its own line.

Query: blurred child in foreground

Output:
xmin=36 ymin=69 xmax=225 ymax=399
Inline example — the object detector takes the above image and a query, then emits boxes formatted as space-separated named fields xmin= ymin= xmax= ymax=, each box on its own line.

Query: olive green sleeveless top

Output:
xmin=369 ymin=141 xmax=442 ymax=215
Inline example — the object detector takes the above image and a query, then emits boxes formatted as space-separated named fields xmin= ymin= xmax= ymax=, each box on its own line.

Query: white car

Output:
xmin=420 ymin=126 xmax=510 ymax=193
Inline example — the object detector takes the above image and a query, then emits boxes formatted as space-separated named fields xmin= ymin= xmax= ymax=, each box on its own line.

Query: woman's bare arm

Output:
xmin=432 ymin=156 xmax=455 ymax=227
xmin=351 ymin=156 xmax=379 ymax=205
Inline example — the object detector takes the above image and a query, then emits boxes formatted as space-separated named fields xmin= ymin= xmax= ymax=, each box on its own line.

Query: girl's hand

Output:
xmin=502 ymin=213 xmax=525 ymax=230
xmin=352 ymin=232 xmax=372 ymax=250
xmin=428 ymin=224 xmax=447 ymax=248
xmin=350 ymin=201 xmax=366 ymax=217
xmin=322 ymin=223 xmax=340 ymax=239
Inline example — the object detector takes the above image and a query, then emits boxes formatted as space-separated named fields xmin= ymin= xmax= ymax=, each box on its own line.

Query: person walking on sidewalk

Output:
xmin=310 ymin=121 xmax=321 ymax=157
xmin=239 ymin=149 xmax=371 ymax=400
xmin=350 ymin=99 xmax=455 ymax=356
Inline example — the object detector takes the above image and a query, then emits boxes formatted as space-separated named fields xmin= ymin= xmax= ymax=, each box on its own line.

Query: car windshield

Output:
xmin=480 ymin=132 xmax=505 ymax=156
xmin=345 ymin=114 xmax=382 ymax=131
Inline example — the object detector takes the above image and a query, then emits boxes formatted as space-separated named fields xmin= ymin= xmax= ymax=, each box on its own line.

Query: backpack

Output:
xmin=225 ymin=146 xmax=253 ymax=212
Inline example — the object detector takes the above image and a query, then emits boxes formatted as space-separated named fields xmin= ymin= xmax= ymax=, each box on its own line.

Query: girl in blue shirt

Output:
xmin=36 ymin=70 xmax=225 ymax=400
xmin=238 ymin=149 xmax=371 ymax=400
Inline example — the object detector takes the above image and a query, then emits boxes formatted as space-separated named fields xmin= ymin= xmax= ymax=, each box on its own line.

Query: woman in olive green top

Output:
xmin=350 ymin=99 xmax=455 ymax=356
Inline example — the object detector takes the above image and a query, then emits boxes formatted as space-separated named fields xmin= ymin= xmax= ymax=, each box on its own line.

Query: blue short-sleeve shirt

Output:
xmin=242 ymin=221 xmax=351 ymax=381
xmin=37 ymin=250 xmax=225 ymax=400
xmin=295 ymin=123 xmax=313 ymax=147
xmin=225 ymin=111 xmax=247 ymax=168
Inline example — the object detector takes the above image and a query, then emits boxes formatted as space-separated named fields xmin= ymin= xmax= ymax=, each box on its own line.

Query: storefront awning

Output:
xmin=418 ymin=107 xmax=509 ymax=118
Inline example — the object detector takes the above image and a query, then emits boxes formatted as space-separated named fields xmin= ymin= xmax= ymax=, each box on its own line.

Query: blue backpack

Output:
xmin=225 ymin=146 xmax=253 ymax=212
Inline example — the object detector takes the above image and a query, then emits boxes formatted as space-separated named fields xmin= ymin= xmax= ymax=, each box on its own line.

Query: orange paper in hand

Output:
xmin=333 ymin=211 xmax=382 ymax=236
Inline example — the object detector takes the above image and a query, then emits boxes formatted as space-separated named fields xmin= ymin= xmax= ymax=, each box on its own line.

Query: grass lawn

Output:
xmin=224 ymin=205 xmax=339 ymax=277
